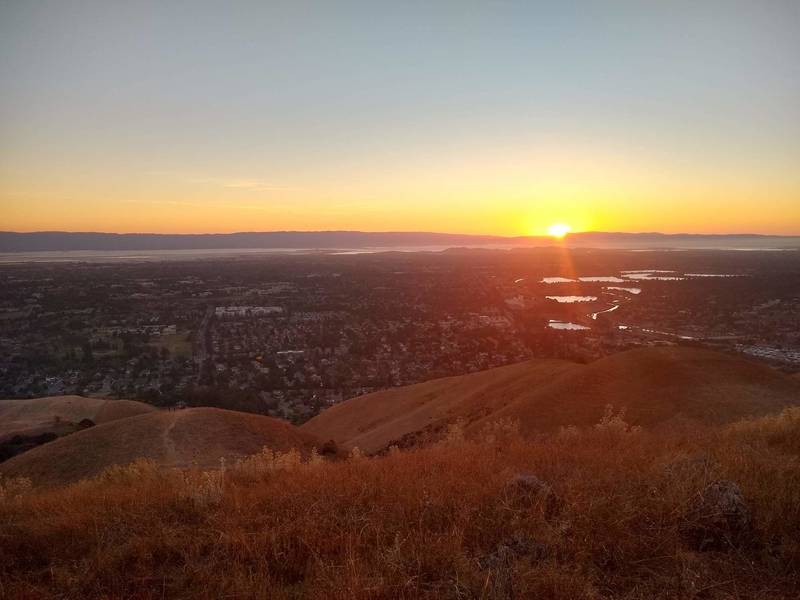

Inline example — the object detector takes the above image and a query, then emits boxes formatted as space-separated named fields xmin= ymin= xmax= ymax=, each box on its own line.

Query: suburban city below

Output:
xmin=2 ymin=246 xmax=797 ymax=423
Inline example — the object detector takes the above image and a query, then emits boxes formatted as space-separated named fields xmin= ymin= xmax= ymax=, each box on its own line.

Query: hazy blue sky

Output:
xmin=2 ymin=1 xmax=799 ymax=234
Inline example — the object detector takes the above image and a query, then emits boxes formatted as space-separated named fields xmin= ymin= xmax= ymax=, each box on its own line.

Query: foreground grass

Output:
xmin=1 ymin=410 xmax=799 ymax=599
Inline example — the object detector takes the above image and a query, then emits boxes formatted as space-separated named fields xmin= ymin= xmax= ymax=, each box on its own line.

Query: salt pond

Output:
xmin=622 ymin=274 xmax=685 ymax=281
xmin=579 ymin=276 xmax=622 ymax=283
xmin=546 ymin=296 xmax=597 ymax=303
xmin=541 ymin=277 xmax=576 ymax=283
xmin=548 ymin=321 xmax=590 ymax=330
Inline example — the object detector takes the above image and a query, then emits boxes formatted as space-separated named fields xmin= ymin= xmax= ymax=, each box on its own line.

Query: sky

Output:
xmin=1 ymin=1 xmax=799 ymax=236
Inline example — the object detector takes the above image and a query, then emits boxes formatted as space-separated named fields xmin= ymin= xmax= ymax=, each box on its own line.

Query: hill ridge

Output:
xmin=0 ymin=407 xmax=321 ymax=487
xmin=303 ymin=347 xmax=800 ymax=453
xmin=0 ymin=395 xmax=155 ymax=441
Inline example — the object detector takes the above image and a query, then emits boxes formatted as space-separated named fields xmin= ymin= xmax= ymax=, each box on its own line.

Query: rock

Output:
xmin=503 ymin=473 xmax=561 ymax=518
xmin=77 ymin=418 xmax=96 ymax=430
xmin=681 ymin=480 xmax=753 ymax=551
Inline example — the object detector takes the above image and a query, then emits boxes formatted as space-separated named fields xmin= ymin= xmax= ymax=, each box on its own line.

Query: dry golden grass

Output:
xmin=303 ymin=347 xmax=800 ymax=453
xmin=0 ymin=407 xmax=322 ymax=487
xmin=301 ymin=358 xmax=576 ymax=452
xmin=2 ymin=409 xmax=799 ymax=599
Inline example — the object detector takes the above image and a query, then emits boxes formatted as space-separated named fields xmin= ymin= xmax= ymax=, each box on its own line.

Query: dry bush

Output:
xmin=480 ymin=417 xmax=521 ymax=445
xmin=307 ymin=448 xmax=324 ymax=467
xmin=1 ymin=409 xmax=799 ymax=599
xmin=726 ymin=406 xmax=800 ymax=453
xmin=176 ymin=458 xmax=227 ymax=508
xmin=91 ymin=458 xmax=161 ymax=485
xmin=439 ymin=417 xmax=466 ymax=446
xmin=234 ymin=446 xmax=305 ymax=478
xmin=179 ymin=468 xmax=224 ymax=508
xmin=594 ymin=404 xmax=642 ymax=436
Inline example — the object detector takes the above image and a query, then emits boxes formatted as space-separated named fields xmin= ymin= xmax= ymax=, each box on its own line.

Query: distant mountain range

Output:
xmin=1 ymin=230 xmax=799 ymax=252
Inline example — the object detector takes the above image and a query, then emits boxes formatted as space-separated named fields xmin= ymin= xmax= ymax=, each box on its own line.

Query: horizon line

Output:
xmin=3 ymin=230 xmax=800 ymax=238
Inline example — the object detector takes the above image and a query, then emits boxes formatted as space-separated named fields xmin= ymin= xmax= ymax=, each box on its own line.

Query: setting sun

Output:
xmin=547 ymin=223 xmax=572 ymax=238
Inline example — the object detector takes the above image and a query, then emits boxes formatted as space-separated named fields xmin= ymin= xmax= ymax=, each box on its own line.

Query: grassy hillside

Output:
xmin=302 ymin=358 xmax=576 ymax=452
xmin=1 ymin=409 xmax=799 ymax=598
xmin=0 ymin=407 xmax=321 ymax=487
xmin=480 ymin=346 xmax=800 ymax=438
xmin=304 ymin=347 xmax=800 ymax=452
xmin=0 ymin=395 xmax=155 ymax=440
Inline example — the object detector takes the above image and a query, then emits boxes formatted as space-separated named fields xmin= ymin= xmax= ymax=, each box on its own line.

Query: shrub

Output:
xmin=594 ymin=404 xmax=642 ymax=436
xmin=234 ymin=447 xmax=305 ymax=477
xmin=180 ymin=467 xmax=225 ymax=508
xmin=440 ymin=417 xmax=466 ymax=446
xmin=92 ymin=458 xmax=160 ymax=485
xmin=480 ymin=417 xmax=521 ymax=444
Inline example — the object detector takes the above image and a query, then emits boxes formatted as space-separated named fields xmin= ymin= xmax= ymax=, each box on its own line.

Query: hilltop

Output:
xmin=303 ymin=347 xmax=800 ymax=452
xmin=0 ymin=395 xmax=155 ymax=441
xmin=0 ymin=407 xmax=321 ymax=487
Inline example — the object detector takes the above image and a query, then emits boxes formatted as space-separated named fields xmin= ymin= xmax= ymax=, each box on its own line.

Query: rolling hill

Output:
xmin=301 ymin=359 xmax=578 ymax=452
xmin=302 ymin=347 xmax=800 ymax=453
xmin=0 ymin=407 xmax=321 ymax=487
xmin=0 ymin=395 xmax=156 ymax=441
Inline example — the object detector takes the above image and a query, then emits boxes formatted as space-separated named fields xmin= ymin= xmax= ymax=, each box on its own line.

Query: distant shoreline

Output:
xmin=2 ymin=230 xmax=799 ymax=255
xmin=1 ymin=244 xmax=798 ymax=264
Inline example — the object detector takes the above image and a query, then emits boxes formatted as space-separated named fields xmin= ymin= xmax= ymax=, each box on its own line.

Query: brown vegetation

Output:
xmin=2 ymin=408 xmax=799 ymax=599
xmin=303 ymin=347 xmax=800 ymax=452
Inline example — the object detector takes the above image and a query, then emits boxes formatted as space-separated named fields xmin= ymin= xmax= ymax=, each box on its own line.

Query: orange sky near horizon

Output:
xmin=3 ymin=158 xmax=799 ymax=236
xmin=4 ymin=191 xmax=799 ymax=236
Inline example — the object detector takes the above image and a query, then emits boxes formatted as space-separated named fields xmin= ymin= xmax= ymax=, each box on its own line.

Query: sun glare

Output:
xmin=547 ymin=223 xmax=572 ymax=238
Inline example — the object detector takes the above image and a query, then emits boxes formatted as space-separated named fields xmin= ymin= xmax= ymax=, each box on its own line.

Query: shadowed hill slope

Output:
xmin=0 ymin=407 xmax=321 ymax=487
xmin=303 ymin=347 xmax=800 ymax=453
xmin=0 ymin=396 xmax=156 ymax=441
